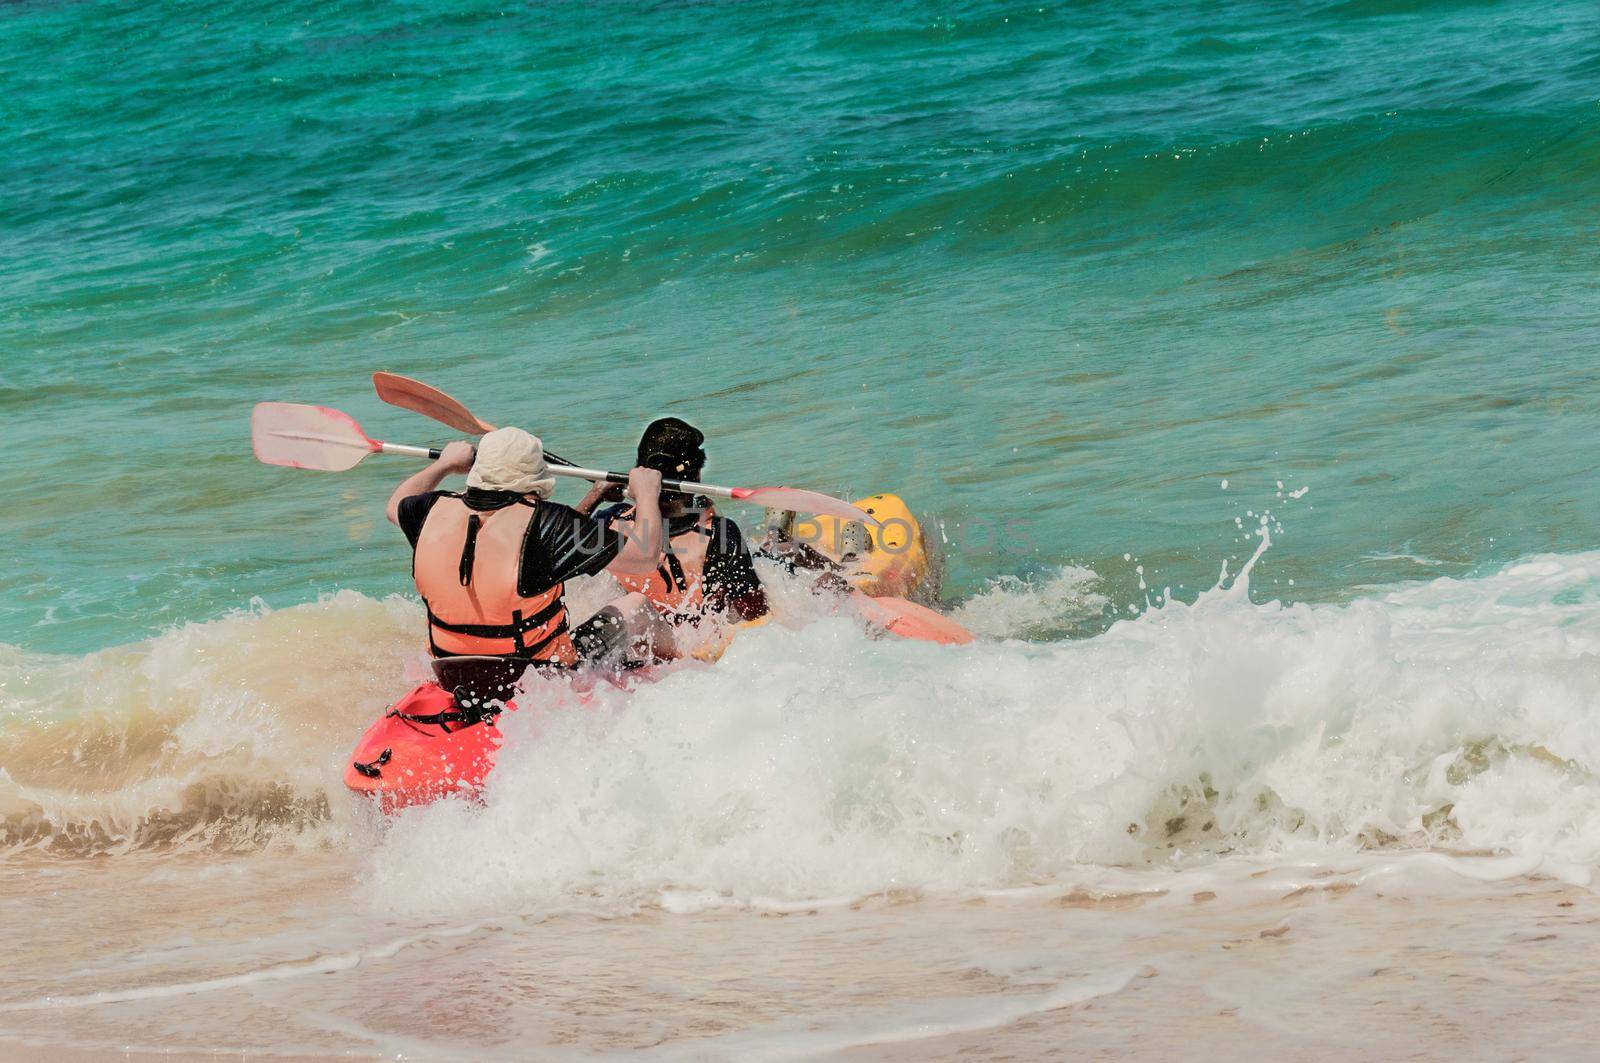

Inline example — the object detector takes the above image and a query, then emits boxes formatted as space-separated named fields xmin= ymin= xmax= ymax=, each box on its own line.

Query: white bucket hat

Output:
xmin=466 ymin=427 xmax=556 ymax=498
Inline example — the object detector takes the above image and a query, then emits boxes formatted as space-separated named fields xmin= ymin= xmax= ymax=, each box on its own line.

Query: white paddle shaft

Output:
xmin=253 ymin=404 xmax=869 ymax=521
xmin=376 ymin=443 xmax=735 ymax=499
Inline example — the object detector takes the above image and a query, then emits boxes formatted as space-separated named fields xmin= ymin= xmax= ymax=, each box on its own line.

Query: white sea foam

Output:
xmin=10 ymin=547 xmax=1600 ymax=908
xmin=950 ymin=564 xmax=1108 ymax=638
xmin=367 ymin=548 xmax=1600 ymax=916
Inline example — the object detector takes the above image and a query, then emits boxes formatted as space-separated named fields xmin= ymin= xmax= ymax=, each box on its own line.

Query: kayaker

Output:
xmin=386 ymin=427 xmax=678 ymax=674
xmin=576 ymin=417 xmax=769 ymax=624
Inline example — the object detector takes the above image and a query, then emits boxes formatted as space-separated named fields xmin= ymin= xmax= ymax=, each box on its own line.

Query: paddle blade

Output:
xmin=373 ymin=372 xmax=497 ymax=435
xmin=730 ymin=486 xmax=875 ymax=524
xmin=251 ymin=402 xmax=377 ymax=472
xmin=853 ymin=595 xmax=977 ymax=646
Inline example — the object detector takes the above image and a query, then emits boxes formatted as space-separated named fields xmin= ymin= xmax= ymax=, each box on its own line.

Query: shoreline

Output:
xmin=5 ymin=852 xmax=1597 ymax=1059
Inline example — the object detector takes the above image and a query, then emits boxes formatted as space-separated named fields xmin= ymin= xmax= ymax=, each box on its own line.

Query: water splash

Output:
xmin=369 ymin=549 xmax=1600 ymax=916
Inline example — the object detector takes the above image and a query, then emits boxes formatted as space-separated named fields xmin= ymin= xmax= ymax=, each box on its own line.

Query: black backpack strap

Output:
xmin=660 ymin=551 xmax=690 ymax=593
xmin=459 ymin=514 xmax=482 ymax=586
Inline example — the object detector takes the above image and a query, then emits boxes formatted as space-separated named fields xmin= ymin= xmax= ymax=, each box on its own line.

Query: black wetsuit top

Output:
xmin=398 ymin=489 xmax=623 ymax=594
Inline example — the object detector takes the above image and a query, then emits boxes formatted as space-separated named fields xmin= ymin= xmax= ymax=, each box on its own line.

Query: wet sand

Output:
xmin=5 ymin=851 xmax=1598 ymax=1060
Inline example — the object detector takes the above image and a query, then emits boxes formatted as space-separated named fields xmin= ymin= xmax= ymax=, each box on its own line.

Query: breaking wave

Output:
xmin=9 ymin=549 xmax=1600 ymax=917
xmin=370 ymin=549 xmax=1600 ymax=914
xmin=0 ymin=592 xmax=423 ymax=854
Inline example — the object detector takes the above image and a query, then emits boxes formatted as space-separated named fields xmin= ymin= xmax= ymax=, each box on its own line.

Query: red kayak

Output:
xmin=342 ymin=682 xmax=517 ymax=812
xmin=344 ymin=656 xmax=565 ymax=811
xmin=345 ymin=593 xmax=973 ymax=809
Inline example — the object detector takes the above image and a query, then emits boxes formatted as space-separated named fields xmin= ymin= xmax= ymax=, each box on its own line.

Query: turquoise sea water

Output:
xmin=15 ymin=10 xmax=1600 ymax=1050
xmin=5 ymin=0 xmax=1600 ymax=652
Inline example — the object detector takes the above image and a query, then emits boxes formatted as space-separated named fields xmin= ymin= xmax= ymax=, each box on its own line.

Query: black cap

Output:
xmin=637 ymin=417 xmax=706 ymax=479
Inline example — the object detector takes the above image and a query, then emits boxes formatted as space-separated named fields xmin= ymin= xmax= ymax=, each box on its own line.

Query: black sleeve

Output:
xmin=703 ymin=516 xmax=769 ymax=620
xmin=519 ymin=501 xmax=625 ymax=595
xmin=396 ymin=492 xmax=443 ymax=548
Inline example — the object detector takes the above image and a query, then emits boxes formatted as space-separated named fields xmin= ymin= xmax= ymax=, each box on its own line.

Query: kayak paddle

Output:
xmin=252 ymin=402 xmax=439 ymax=470
xmin=251 ymin=402 xmax=876 ymax=523
xmin=372 ymin=372 xmax=578 ymax=467
xmin=369 ymin=374 xmax=879 ymax=523
xmin=372 ymin=372 xmax=497 ymax=437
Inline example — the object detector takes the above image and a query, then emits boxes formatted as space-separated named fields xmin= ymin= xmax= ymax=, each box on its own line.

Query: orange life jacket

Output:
xmin=412 ymin=494 xmax=577 ymax=665
xmin=609 ymin=504 xmax=715 ymax=618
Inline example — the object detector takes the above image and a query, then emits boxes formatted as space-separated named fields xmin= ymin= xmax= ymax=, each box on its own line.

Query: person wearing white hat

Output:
xmin=385 ymin=428 xmax=675 ymax=674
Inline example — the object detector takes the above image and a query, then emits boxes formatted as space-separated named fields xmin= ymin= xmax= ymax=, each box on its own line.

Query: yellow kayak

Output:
xmin=789 ymin=492 xmax=931 ymax=599
xmin=686 ymin=492 xmax=972 ymax=660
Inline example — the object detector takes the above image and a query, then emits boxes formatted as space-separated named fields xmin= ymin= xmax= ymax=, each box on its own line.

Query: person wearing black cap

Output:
xmin=577 ymin=417 xmax=769 ymax=625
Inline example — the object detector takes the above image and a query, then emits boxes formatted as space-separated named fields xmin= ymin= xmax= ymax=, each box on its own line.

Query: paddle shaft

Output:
xmin=378 ymin=441 xmax=734 ymax=499
xmin=367 ymin=376 xmax=883 ymax=521
xmin=387 ymin=441 xmax=579 ymax=468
